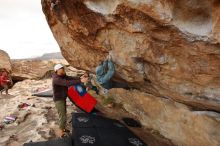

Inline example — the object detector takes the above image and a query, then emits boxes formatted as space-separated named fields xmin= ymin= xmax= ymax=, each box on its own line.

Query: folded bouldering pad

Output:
xmin=68 ymin=85 xmax=97 ymax=113
xmin=32 ymin=89 xmax=53 ymax=97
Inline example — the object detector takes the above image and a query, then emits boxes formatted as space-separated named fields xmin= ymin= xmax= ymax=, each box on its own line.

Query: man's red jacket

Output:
xmin=0 ymin=72 xmax=9 ymax=86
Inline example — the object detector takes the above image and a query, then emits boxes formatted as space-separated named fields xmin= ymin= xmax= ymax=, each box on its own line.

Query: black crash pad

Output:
xmin=74 ymin=127 xmax=147 ymax=146
xmin=72 ymin=113 xmax=125 ymax=129
xmin=72 ymin=113 xmax=93 ymax=128
xmin=72 ymin=113 xmax=148 ymax=146
xmin=74 ymin=128 xmax=102 ymax=146
xmin=23 ymin=137 xmax=72 ymax=146
xmin=97 ymin=127 xmax=147 ymax=146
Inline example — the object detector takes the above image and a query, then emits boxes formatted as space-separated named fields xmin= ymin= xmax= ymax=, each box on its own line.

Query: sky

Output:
xmin=0 ymin=0 xmax=60 ymax=59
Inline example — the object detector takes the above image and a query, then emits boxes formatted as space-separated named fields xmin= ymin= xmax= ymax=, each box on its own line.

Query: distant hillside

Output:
xmin=37 ymin=52 xmax=64 ymax=60
xmin=13 ymin=52 xmax=64 ymax=61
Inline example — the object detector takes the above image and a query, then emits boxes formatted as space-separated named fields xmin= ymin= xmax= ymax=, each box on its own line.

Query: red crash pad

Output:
xmin=68 ymin=86 xmax=97 ymax=113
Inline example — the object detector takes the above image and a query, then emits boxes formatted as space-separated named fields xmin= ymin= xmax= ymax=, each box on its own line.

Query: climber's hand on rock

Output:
xmin=107 ymin=54 xmax=112 ymax=60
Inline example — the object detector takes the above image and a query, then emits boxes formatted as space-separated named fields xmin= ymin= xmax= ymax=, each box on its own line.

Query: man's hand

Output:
xmin=86 ymin=87 xmax=90 ymax=91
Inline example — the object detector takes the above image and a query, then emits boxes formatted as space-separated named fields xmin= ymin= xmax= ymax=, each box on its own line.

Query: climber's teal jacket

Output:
xmin=96 ymin=59 xmax=115 ymax=87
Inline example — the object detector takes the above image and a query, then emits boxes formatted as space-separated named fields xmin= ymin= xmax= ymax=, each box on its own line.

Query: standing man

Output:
xmin=52 ymin=64 xmax=83 ymax=137
xmin=0 ymin=71 xmax=11 ymax=95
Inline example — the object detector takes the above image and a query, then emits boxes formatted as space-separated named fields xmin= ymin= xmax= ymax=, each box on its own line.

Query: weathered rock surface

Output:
xmin=0 ymin=49 xmax=12 ymax=71
xmin=41 ymin=1 xmax=220 ymax=145
xmin=11 ymin=59 xmax=68 ymax=81
xmin=109 ymin=89 xmax=220 ymax=146
xmin=42 ymin=0 xmax=220 ymax=112
xmin=11 ymin=59 xmax=85 ymax=81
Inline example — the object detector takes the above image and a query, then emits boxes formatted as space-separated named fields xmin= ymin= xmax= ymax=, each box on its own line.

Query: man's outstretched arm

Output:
xmin=53 ymin=77 xmax=80 ymax=87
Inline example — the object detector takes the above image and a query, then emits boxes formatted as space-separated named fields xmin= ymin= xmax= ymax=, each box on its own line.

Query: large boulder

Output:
xmin=41 ymin=0 xmax=220 ymax=112
xmin=11 ymin=59 xmax=68 ymax=81
xmin=41 ymin=1 xmax=220 ymax=145
xmin=0 ymin=49 xmax=12 ymax=72
xmin=108 ymin=89 xmax=220 ymax=146
xmin=11 ymin=59 xmax=85 ymax=81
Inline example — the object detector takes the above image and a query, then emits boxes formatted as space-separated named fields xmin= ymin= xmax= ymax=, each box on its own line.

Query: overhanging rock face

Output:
xmin=41 ymin=0 xmax=220 ymax=112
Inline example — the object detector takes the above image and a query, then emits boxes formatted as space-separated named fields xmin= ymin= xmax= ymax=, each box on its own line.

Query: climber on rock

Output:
xmin=96 ymin=54 xmax=130 ymax=92
xmin=80 ymin=72 xmax=99 ymax=95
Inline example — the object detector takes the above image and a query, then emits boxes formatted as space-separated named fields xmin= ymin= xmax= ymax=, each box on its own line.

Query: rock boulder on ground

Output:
xmin=0 ymin=49 xmax=12 ymax=72
xmin=109 ymin=89 xmax=220 ymax=146
xmin=11 ymin=59 xmax=68 ymax=81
